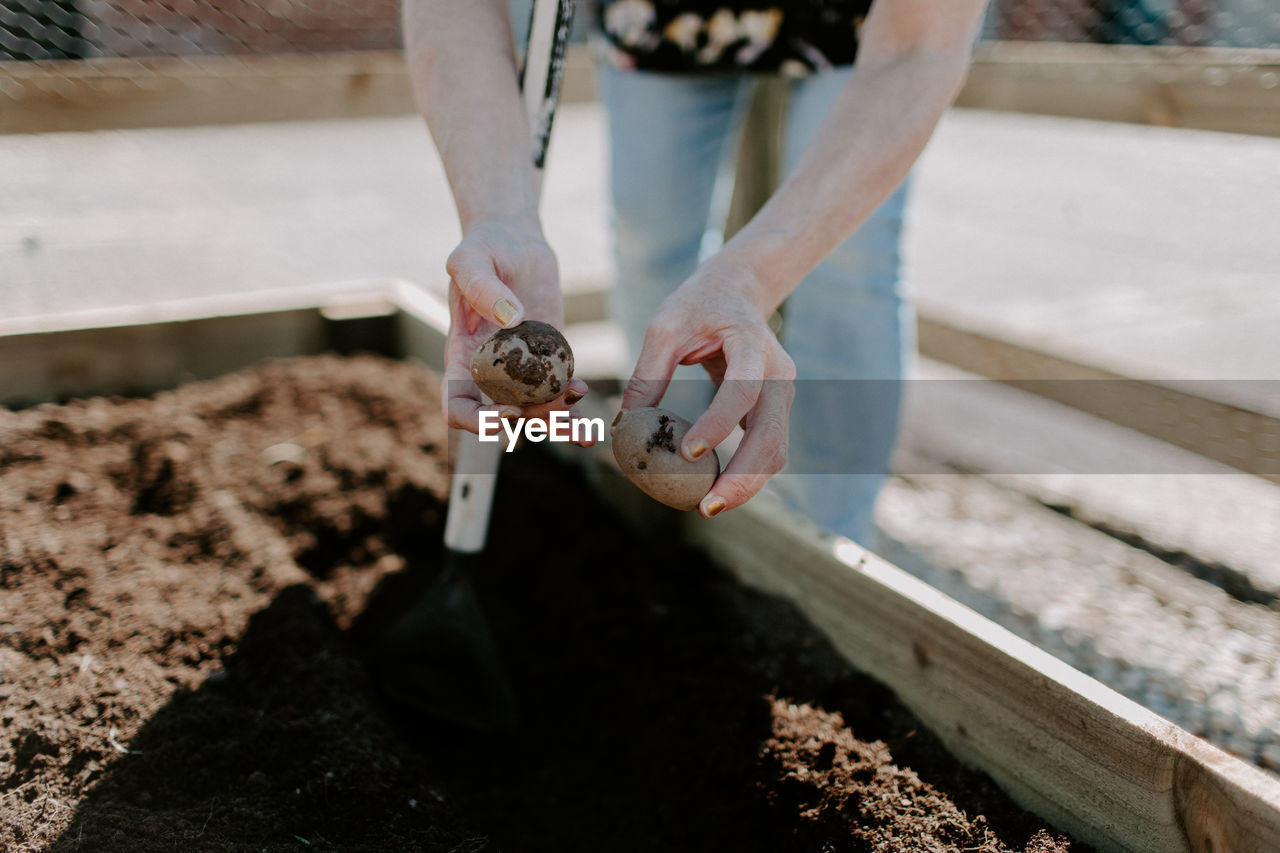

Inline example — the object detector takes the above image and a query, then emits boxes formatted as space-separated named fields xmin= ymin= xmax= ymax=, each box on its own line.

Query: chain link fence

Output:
xmin=4 ymin=0 xmax=1279 ymax=63
xmin=1 ymin=0 xmax=400 ymax=61
xmin=985 ymin=0 xmax=1280 ymax=47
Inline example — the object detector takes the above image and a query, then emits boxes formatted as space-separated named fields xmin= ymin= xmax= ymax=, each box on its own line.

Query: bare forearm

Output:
xmin=723 ymin=9 xmax=983 ymax=315
xmin=403 ymin=0 xmax=541 ymax=232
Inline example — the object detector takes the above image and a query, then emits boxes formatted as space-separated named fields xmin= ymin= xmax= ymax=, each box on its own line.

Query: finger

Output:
xmin=446 ymin=280 xmax=482 ymax=336
xmin=698 ymin=378 xmax=792 ymax=518
xmin=621 ymin=327 xmax=680 ymax=412
xmin=563 ymin=377 xmax=589 ymax=407
xmin=446 ymin=395 xmax=490 ymax=434
xmin=683 ymin=336 xmax=766 ymax=462
xmin=443 ymin=361 xmax=515 ymax=433
xmin=569 ymin=406 xmax=600 ymax=447
xmin=447 ymin=396 xmax=522 ymax=435
xmin=446 ymin=245 xmax=524 ymax=329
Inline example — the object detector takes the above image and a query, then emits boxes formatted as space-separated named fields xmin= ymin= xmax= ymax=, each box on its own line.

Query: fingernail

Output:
xmin=610 ymin=409 xmax=626 ymax=435
xmin=702 ymin=496 xmax=727 ymax=518
xmin=499 ymin=406 xmax=521 ymax=420
xmin=564 ymin=390 xmax=585 ymax=406
xmin=684 ymin=438 xmax=709 ymax=461
xmin=493 ymin=299 xmax=520 ymax=328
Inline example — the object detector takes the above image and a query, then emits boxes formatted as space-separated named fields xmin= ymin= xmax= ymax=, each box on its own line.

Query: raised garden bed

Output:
xmin=2 ymin=282 xmax=1278 ymax=852
xmin=1 ymin=351 xmax=1073 ymax=851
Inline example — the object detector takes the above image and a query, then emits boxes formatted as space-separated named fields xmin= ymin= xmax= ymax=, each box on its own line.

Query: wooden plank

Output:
xmin=6 ymin=41 xmax=1275 ymax=137
xmin=0 ymin=46 xmax=598 ymax=135
xmin=562 ymin=288 xmax=610 ymax=326
xmin=0 ymin=51 xmax=417 ymax=134
xmin=680 ymin=494 xmax=1280 ymax=853
xmin=725 ymin=78 xmax=786 ymax=239
xmin=899 ymin=358 xmax=1280 ymax=606
xmin=0 ymin=310 xmax=328 ymax=406
xmin=0 ymin=280 xmax=398 ymax=406
xmin=916 ymin=312 xmax=1280 ymax=486
xmin=559 ymin=43 xmax=598 ymax=105
xmin=958 ymin=42 xmax=1280 ymax=137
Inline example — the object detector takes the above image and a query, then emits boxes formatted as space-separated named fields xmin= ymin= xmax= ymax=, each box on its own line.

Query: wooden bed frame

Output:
xmin=4 ymin=279 xmax=1278 ymax=851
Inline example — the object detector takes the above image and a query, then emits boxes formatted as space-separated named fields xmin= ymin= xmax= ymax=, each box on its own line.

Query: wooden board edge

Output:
xmin=683 ymin=496 xmax=1280 ymax=852
xmin=6 ymin=42 xmax=1276 ymax=137
xmin=387 ymin=280 xmax=449 ymax=372
xmin=0 ymin=280 xmax=408 ymax=406
xmin=915 ymin=311 xmax=1280 ymax=486
xmin=0 ymin=50 xmax=415 ymax=134
xmin=0 ymin=279 xmax=399 ymax=338
xmin=0 ymin=46 xmax=596 ymax=135
xmin=973 ymin=42 xmax=1280 ymax=69
xmin=0 ymin=281 xmax=454 ymax=406
xmin=958 ymin=43 xmax=1280 ymax=137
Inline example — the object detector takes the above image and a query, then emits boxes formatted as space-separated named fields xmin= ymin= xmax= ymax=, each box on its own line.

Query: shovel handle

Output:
xmin=443 ymin=0 xmax=577 ymax=555
xmin=444 ymin=431 xmax=502 ymax=554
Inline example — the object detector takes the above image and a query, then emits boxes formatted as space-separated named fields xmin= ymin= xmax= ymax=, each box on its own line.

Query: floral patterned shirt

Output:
xmin=598 ymin=0 xmax=873 ymax=76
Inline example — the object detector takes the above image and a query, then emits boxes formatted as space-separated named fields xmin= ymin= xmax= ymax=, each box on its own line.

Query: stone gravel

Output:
xmin=876 ymin=466 xmax=1280 ymax=770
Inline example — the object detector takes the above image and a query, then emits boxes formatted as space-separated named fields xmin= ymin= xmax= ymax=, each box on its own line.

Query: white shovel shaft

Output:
xmin=444 ymin=431 xmax=503 ymax=553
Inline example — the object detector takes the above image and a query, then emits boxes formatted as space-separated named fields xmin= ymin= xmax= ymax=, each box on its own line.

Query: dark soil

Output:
xmin=0 ymin=354 xmax=1080 ymax=852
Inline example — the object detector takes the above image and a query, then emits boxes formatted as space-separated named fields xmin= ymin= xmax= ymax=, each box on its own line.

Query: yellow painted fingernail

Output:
xmin=685 ymin=439 xmax=709 ymax=461
xmin=493 ymin=299 xmax=519 ymax=328
xmin=703 ymin=496 xmax=727 ymax=518
xmin=499 ymin=406 xmax=521 ymax=420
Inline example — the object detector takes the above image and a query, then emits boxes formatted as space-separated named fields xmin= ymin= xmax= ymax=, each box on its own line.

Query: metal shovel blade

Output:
xmin=372 ymin=553 xmax=519 ymax=733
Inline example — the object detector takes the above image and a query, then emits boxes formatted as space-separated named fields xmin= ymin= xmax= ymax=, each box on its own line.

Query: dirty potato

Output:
xmin=612 ymin=407 xmax=719 ymax=511
xmin=470 ymin=321 xmax=574 ymax=406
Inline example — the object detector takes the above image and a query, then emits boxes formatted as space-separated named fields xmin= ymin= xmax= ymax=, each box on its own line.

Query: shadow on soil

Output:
xmin=48 ymin=452 xmax=1067 ymax=852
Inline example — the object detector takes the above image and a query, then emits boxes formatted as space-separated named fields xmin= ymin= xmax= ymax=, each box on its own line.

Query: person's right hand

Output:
xmin=440 ymin=216 xmax=593 ymax=441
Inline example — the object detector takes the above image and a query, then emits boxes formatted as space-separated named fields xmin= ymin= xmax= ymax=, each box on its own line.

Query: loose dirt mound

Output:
xmin=0 ymin=354 xmax=1077 ymax=852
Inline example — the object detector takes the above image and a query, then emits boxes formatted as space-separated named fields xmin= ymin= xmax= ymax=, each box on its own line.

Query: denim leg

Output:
xmin=771 ymin=68 xmax=913 ymax=544
xmin=597 ymin=64 xmax=752 ymax=420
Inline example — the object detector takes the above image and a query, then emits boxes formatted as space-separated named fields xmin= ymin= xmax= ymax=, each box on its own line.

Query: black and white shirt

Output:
xmin=597 ymin=0 xmax=873 ymax=75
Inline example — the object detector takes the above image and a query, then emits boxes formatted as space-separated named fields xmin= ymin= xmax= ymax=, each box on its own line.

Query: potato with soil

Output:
xmin=471 ymin=321 xmax=574 ymax=406
xmin=613 ymin=408 xmax=719 ymax=511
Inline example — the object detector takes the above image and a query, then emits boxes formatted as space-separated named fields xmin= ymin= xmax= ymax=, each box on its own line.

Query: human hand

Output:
xmin=617 ymin=256 xmax=796 ymax=518
xmin=441 ymin=216 xmax=592 ymax=440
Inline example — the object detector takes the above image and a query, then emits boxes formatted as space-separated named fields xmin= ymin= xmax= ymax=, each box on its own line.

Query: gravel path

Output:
xmin=877 ymin=467 xmax=1280 ymax=770
xmin=884 ymin=361 xmax=1280 ymax=770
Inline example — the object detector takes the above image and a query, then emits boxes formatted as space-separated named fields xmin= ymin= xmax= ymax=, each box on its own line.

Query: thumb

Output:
xmin=446 ymin=245 xmax=524 ymax=329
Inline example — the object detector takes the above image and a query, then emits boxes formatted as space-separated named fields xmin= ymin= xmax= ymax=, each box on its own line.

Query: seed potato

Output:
xmin=612 ymin=407 xmax=719 ymax=511
xmin=470 ymin=320 xmax=574 ymax=406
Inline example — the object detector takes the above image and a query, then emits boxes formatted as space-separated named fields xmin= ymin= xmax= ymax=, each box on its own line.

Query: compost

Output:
xmin=0 ymin=354 xmax=1079 ymax=852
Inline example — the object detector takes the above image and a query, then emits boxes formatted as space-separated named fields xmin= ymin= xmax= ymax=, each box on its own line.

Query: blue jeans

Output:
xmin=597 ymin=63 xmax=913 ymax=545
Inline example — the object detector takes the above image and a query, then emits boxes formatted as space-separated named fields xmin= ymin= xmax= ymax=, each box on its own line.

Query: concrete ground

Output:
xmin=4 ymin=105 xmax=1279 ymax=380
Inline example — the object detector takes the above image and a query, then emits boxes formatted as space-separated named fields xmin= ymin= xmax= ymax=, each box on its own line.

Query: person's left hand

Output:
xmin=616 ymin=256 xmax=796 ymax=518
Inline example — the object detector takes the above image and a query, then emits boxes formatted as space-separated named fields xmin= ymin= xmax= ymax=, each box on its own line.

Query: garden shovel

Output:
xmin=374 ymin=0 xmax=577 ymax=733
